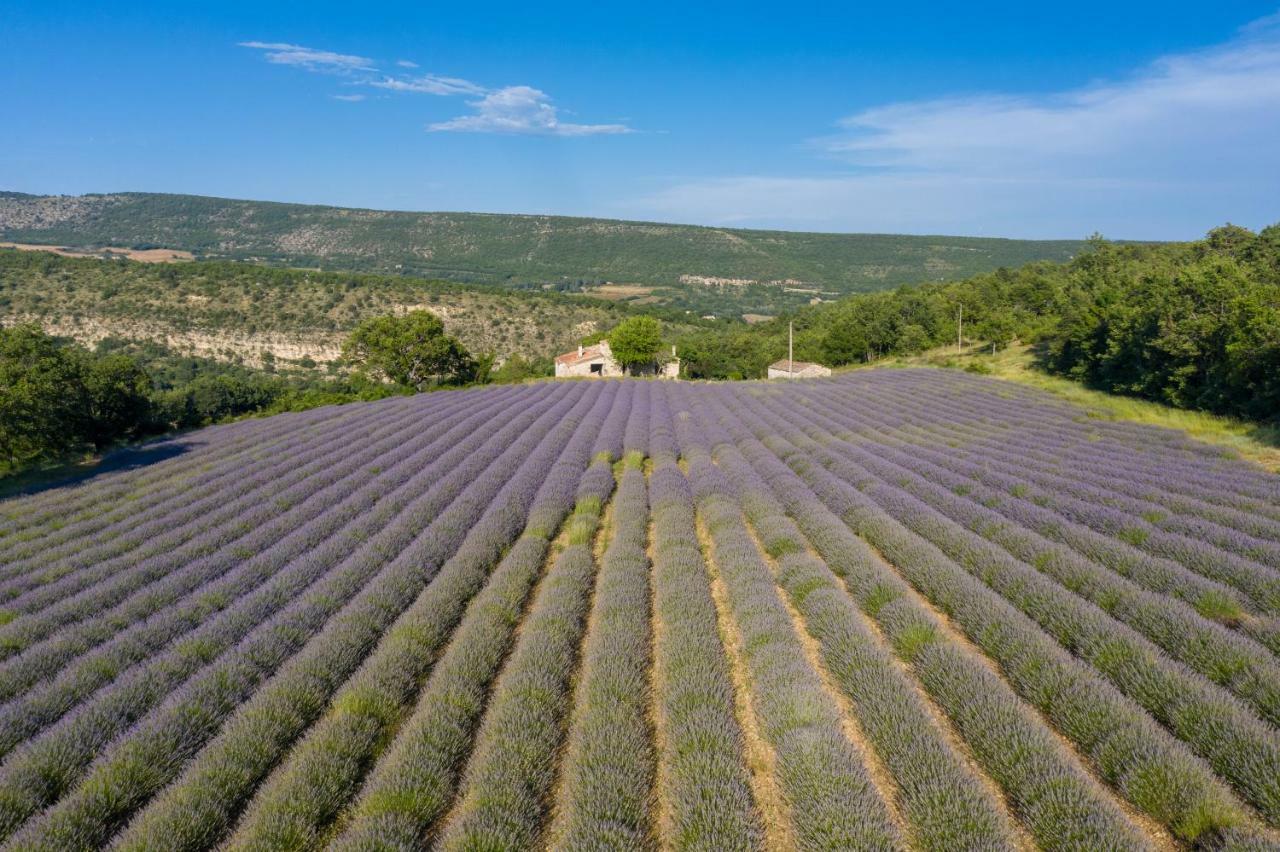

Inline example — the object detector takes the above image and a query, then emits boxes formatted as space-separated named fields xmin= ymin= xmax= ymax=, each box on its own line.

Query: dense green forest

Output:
xmin=0 ymin=327 xmax=412 ymax=474
xmin=0 ymin=191 xmax=1086 ymax=315
xmin=682 ymin=223 xmax=1280 ymax=423
xmin=0 ymin=309 xmax=538 ymax=476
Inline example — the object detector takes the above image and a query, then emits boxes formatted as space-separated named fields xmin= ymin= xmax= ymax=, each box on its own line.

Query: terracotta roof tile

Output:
xmin=555 ymin=344 xmax=608 ymax=366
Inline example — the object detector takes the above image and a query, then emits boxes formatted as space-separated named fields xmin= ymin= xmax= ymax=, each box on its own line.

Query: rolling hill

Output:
xmin=1 ymin=370 xmax=1278 ymax=849
xmin=0 ymin=249 xmax=701 ymax=369
xmin=0 ymin=191 xmax=1088 ymax=315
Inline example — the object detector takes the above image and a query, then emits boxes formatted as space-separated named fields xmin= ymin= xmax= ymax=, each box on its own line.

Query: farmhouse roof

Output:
xmin=769 ymin=359 xmax=825 ymax=372
xmin=555 ymin=343 xmax=609 ymax=366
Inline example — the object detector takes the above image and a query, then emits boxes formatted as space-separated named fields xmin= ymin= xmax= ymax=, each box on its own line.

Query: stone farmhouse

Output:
xmin=767 ymin=359 xmax=832 ymax=379
xmin=555 ymin=340 xmax=680 ymax=379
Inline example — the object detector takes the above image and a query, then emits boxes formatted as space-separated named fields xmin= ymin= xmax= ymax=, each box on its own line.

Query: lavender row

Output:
xmin=682 ymin=392 xmax=1020 ymax=851
xmin=872 ymin=368 xmax=1266 ymax=481
xmin=0 ymin=389 xmax=483 ymax=581
xmin=718 ymin=387 xmax=1256 ymax=846
xmin=686 ymin=450 xmax=903 ymax=851
xmin=809 ymin=396 xmax=1279 ymax=641
xmin=0 ymin=393 xmax=454 ymax=579
xmin=808 ymin=382 xmax=1280 ymax=617
xmin=0 ymin=387 xmax=516 ymax=684
xmin=733 ymin=438 xmax=1154 ymax=847
xmin=859 ymin=374 xmax=1280 ymax=513
xmin=832 ymin=371 xmax=1280 ymax=513
xmin=758 ymin=392 xmax=1280 ymax=827
xmin=0 ymin=392 xmax=383 ymax=545
xmin=748 ymin=406 xmax=1254 ymax=844
xmin=815 ymin=376 xmax=1280 ymax=549
xmin=777 ymin=389 xmax=1280 ymax=715
xmin=0 ymin=395 xmax=477 ymax=609
xmin=547 ymin=460 xmax=656 ymax=850
xmin=427 ymin=451 xmax=613 ymax=850
xmin=0 ymin=385 xmax=560 ymax=844
xmin=814 ymin=379 xmax=1280 ymax=556
xmin=114 ymin=384 xmax=609 ymax=851
xmin=0 ymin=384 xmax=535 ymax=757
xmin=0 ymin=395 xmax=443 ymax=663
xmin=830 ymin=454 xmax=1280 ymax=824
xmin=645 ymin=439 xmax=762 ymax=848
xmin=892 ymin=406 xmax=1280 ymax=571
xmin=221 ymin=389 xmax=618 ymax=851
xmin=0 ymin=385 xmax=585 ymax=849
xmin=328 ymin=454 xmax=618 ymax=851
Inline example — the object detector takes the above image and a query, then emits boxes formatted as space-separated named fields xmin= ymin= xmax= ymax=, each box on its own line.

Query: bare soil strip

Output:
xmin=776 ymin=530 xmax=1038 ymax=850
xmin=645 ymin=516 xmax=675 ymax=851
xmin=863 ymin=541 xmax=1179 ymax=851
xmin=697 ymin=513 xmax=797 ymax=852
xmin=742 ymin=521 xmax=912 ymax=844
xmin=543 ymin=494 xmax=620 ymax=845
xmin=425 ymin=500 xmax=597 ymax=843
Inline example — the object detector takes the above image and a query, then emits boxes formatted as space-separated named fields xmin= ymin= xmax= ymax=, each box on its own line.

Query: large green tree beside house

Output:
xmin=608 ymin=316 xmax=664 ymax=373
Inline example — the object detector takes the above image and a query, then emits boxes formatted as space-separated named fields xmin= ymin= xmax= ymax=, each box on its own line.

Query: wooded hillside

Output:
xmin=0 ymin=191 xmax=1087 ymax=315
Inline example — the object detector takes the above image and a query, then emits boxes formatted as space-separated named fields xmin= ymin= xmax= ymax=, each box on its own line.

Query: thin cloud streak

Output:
xmin=632 ymin=15 xmax=1280 ymax=237
xmin=238 ymin=41 xmax=374 ymax=73
xmin=371 ymin=74 xmax=487 ymax=96
xmin=823 ymin=23 xmax=1280 ymax=177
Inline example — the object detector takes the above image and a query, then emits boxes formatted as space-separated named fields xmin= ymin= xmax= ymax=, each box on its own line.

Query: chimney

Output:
xmin=672 ymin=345 xmax=677 ymax=357
xmin=578 ymin=344 xmax=583 ymax=357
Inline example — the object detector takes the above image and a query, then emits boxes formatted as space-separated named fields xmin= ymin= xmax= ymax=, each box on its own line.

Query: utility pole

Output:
xmin=957 ymin=305 xmax=963 ymax=355
xmin=789 ymin=321 xmax=794 ymax=379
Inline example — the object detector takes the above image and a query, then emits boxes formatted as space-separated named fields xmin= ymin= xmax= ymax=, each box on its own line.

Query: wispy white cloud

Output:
xmin=242 ymin=41 xmax=632 ymax=137
xmin=631 ymin=16 xmax=1280 ymax=237
xmin=820 ymin=21 xmax=1280 ymax=178
xmin=238 ymin=41 xmax=374 ymax=73
xmin=429 ymin=85 xmax=634 ymax=136
xmin=370 ymin=74 xmax=486 ymax=96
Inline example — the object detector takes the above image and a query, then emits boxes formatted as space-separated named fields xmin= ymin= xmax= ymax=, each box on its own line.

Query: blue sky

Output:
xmin=3 ymin=1 xmax=1279 ymax=238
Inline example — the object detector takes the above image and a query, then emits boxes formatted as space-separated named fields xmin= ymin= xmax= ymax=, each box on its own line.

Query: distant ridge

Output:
xmin=0 ymin=191 xmax=1086 ymax=312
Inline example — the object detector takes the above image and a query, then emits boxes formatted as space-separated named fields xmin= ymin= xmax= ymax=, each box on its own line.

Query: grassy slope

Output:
xmin=0 ymin=192 xmax=1086 ymax=308
xmin=859 ymin=344 xmax=1280 ymax=473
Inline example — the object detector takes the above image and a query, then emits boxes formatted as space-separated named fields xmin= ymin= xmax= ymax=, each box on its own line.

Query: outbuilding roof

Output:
xmin=555 ymin=344 xmax=609 ymax=367
xmin=769 ymin=359 xmax=825 ymax=372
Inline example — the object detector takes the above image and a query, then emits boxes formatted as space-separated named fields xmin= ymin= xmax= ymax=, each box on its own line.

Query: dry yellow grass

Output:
xmin=0 ymin=242 xmax=193 ymax=263
xmin=583 ymin=284 xmax=657 ymax=301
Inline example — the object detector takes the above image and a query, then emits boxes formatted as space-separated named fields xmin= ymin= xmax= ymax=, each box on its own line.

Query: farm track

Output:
xmin=1 ymin=370 xmax=1278 ymax=850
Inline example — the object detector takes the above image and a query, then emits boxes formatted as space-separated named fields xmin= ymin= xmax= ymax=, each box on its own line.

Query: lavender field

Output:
xmin=1 ymin=369 xmax=1279 ymax=851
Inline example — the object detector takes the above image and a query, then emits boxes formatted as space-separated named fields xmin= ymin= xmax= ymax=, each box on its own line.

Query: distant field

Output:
xmin=2 ymin=370 xmax=1278 ymax=850
xmin=0 ymin=242 xmax=194 ymax=263
xmin=581 ymin=283 xmax=657 ymax=301
xmin=0 ymin=191 xmax=1089 ymax=314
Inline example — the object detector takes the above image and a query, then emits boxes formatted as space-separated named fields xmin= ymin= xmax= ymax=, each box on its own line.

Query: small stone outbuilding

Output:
xmin=555 ymin=341 xmax=625 ymax=378
xmin=554 ymin=340 xmax=680 ymax=379
xmin=767 ymin=359 xmax=832 ymax=379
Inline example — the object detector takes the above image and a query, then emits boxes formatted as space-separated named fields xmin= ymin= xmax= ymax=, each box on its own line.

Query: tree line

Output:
xmin=0 ymin=326 xmax=386 ymax=474
xmin=678 ymin=223 xmax=1280 ymax=423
